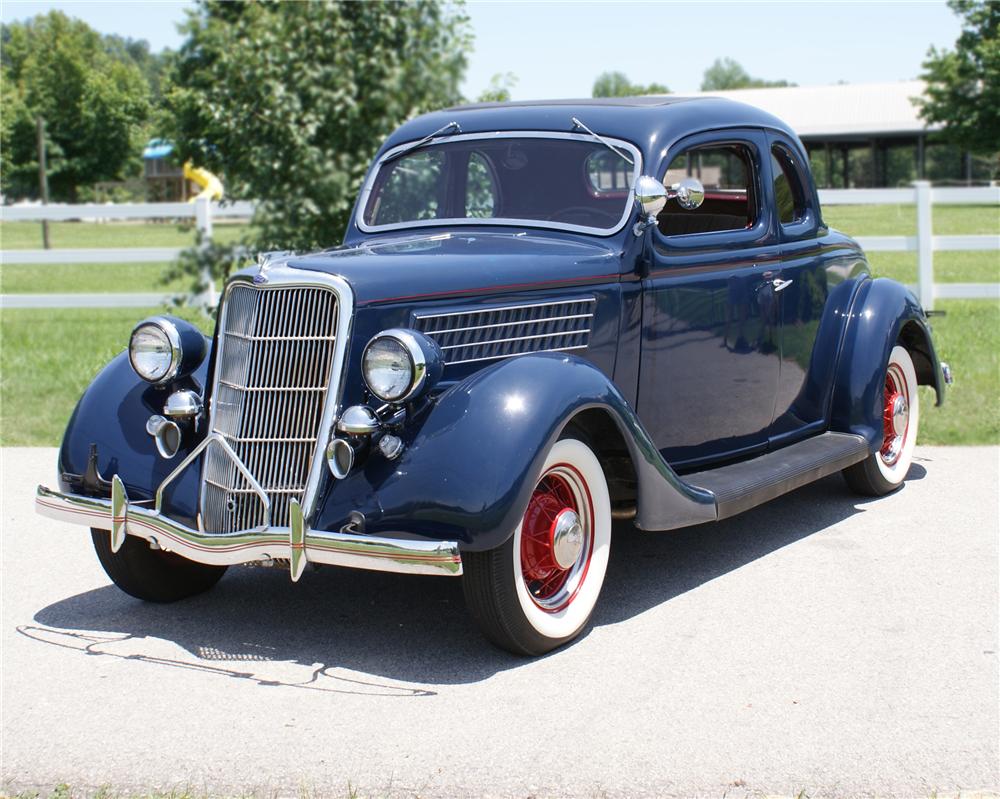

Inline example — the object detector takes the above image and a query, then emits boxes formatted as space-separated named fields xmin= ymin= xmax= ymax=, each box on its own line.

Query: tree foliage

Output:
xmin=592 ymin=70 xmax=669 ymax=98
xmin=165 ymin=0 xmax=471 ymax=253
xmin=919 ymin=0 xmax=999 ymax=156
xmin=0 ymin=11 xmax=151 ymax=201
xmin=477 ymin=72 xmax=518 ymax=103
xmin=700 ymin=57 xmax=794 ymax=91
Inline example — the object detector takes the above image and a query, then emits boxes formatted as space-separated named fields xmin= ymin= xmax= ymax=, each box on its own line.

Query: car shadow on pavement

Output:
xmin=27 ymin=469 xmax=922 ymax=691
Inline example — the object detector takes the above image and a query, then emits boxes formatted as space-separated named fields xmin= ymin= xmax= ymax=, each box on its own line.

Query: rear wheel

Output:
xmin=843 ymin=345 xmax=920 ymax=496
xmin=462 ymin=437 xmax=612 ymax=656
xmin=91 ymin=528 xmax=227 ymax=602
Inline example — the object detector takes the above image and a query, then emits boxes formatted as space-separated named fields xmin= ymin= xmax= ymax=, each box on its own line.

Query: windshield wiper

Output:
xmin=571 ymin=117 xmax=634 ymax=166
xmin=382 ymin=120 xmax=462 ymax=164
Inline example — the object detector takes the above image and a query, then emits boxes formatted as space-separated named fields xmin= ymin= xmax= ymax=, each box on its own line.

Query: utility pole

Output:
xmin=36 ymin=116 xmax=51 ymax=249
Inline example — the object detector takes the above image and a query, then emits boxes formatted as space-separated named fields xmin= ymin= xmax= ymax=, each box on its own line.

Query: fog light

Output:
xmin=146 ymin=414 xmax=181 ymax=459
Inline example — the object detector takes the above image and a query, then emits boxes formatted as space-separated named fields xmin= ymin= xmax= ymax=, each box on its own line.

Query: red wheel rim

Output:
xmin=880 ymin=364 xmax=910 ymax=465
xmin=519 ymin=465 xmax=594 ymax=612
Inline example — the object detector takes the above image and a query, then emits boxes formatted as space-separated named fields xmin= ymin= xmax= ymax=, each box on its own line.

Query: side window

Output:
xmin=466 ymin=152 xmax=498 ymax=218
xmin=771 ymin=144 xmax=806 ymax=224
xmin=368 ymin=150 xmax=444 ymax=226
xmin=659 ymin=144 xmax=756 ymax=236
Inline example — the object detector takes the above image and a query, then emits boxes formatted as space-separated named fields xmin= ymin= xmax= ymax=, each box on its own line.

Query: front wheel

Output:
xmin=462 ymin=438 xmax=612 ymax=656
xmin=842 ymin=344 xmax=920 ymax=496
xmin=91 ymin=528 xmax=228 ymax=602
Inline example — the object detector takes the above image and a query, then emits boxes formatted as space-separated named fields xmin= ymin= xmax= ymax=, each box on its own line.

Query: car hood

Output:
xmin=272 ymin=231 xmax=622 ymax=306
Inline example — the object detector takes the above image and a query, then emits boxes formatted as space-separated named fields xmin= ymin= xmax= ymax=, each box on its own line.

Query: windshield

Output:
xmin=359 ymin=134 xmax=640 ymax=235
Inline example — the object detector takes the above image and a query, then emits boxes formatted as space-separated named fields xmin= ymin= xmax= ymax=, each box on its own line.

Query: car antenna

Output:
xmin=382 ymin=121 xmax=462 ymax=164
xmin=571 ymin=117 xmax=634 ymax=165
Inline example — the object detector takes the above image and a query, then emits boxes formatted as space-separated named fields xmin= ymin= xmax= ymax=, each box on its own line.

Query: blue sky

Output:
xmin=1 ymin=1 xmax=962 ymax=98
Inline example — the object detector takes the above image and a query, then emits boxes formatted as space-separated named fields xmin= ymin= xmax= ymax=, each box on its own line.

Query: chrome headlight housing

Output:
xmin=129 ymin=316 xmax=206 ymax=385
xmin=361 ymin=328 xmax=443 ymax=403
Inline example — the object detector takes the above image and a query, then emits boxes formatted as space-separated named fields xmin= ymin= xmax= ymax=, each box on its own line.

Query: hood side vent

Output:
xmin=414 ymin=297 xmax=594 ymax=366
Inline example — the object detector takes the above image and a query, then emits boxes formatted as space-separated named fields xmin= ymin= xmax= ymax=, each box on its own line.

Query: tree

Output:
xmin=103 ymin=35 xmax=174 ymax=102
xmin=592 ymin=70 xmax=668 ymax=97
xmin=700 ymin=57 xmax=794 ymax=91
xmin=477 ymin=72 xmax=518 ymax=103
xmin=0 ymin=11 xmax=150 ymax=201
xmin=165 ymin=0 xmax=470 ymax=255
xmin=918 ymin=0 xmax=999 ymax=156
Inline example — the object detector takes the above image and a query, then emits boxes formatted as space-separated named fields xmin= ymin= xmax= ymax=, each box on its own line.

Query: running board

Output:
xmin=683 ymin=432 xmax=870 ymax=520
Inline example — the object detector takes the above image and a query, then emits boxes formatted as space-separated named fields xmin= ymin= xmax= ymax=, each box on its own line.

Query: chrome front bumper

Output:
xmin=35 ymin=478 xmax=463 ymax=580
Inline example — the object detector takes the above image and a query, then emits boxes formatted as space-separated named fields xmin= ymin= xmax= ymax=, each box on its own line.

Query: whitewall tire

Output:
xmin=843 ymin=345 xmax=920 ymax=496
xmin=462 ymin=437 xmax=612 ymax=656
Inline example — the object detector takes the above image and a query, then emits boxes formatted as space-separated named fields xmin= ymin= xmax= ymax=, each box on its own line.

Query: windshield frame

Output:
xmin=355 ymin=131 xmax=643 ymax=238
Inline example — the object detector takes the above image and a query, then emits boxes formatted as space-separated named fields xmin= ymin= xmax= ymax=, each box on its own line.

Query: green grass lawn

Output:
xmin=0 ymin=262 xmax=188 ymax=294
xmin=0 ymin=219 xmax=249 ymax=249
xmin=0 ymin=221 xmax=247 ymax=295
xmin=823 ymin=203 xmax=1000 ymax=286
xmin=0 ymin=307 xmax=211 ymax=446
xmin=822 ymin=203 xmax=1000 ymax=237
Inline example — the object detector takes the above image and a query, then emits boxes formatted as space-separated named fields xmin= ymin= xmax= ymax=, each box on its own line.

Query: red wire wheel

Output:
xmin=880 ymin=361 xmax=910 ymax=466
xmin=518 ymin=464 xmax=594 ymax=612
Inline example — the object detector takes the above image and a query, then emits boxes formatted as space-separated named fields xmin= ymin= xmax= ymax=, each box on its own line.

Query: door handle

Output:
xmin=772 ymin=278 xmax=793 ymax=292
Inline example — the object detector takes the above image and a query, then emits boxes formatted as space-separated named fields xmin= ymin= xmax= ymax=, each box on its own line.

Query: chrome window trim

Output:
xmin=355 ymin=131 xmax=643 ymax=238
xmin=205 ymin=266 xmax=355 ymax=529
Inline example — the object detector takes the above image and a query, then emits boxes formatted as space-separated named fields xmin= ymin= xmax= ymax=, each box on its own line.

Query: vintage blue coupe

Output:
xmin=37 ymin=97 xmax=950 ymax=655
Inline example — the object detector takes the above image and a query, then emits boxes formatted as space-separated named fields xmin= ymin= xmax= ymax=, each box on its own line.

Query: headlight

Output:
xmin=362 ymin=328 xmax=442 ymax=403
xmin=129 ymin=316 xmax=206 ymax=384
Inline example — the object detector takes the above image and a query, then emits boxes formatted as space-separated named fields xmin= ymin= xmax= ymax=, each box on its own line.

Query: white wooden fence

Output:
xmin=0 ymin=198 xmax=253 ymax=309
xmin=819 ymin=182 xmax=1000 ymax=309
xmin=1 ymin=182 xmax=997 ymax=310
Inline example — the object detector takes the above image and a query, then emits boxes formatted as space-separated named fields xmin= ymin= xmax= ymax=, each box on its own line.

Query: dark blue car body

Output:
xmin=53 ymin=97 xmax=946 ymax=556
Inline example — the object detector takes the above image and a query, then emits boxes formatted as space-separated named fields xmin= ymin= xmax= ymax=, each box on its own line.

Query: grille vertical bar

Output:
xmin=201 ymin=283 xmax=339 ymax=534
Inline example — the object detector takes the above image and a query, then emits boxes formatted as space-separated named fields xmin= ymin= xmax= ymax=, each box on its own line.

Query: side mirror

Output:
xmin=633 ymin=175 xmax=706 ymax=236
xmin=669 ymin=177 xmax=705 ymax=211
xmin=634 ymin=175 xmax=668 ymax=218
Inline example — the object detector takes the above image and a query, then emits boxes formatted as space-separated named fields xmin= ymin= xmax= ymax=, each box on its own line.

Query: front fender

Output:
xmin=336 ymin=353 xmax=716 ymax=550
xmin=830 ymin=277 xmax=943 ymax=450
xmin=57 ymin=350 xmax=210 ymax=527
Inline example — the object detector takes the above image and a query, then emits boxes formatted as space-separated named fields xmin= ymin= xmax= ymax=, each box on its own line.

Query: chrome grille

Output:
xmin=414 ymin=297 xmax=595 ymax=366
xmin=201 ymin=283 xmax=339 ymax=534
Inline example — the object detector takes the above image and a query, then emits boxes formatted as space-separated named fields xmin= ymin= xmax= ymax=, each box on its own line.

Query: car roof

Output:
xmin=379 ymin=96 xmax=798 ymax=168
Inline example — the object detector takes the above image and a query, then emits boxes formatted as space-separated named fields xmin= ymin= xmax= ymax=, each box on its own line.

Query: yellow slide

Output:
xmin=183 ymin=161 xmax=224 ymax=202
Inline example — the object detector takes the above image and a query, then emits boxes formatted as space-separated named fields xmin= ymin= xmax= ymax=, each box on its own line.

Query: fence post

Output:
xmin=194 ymin=197 xmax=217 ymax=308
xmin=914 ymin=180 xmax=934 ymax=311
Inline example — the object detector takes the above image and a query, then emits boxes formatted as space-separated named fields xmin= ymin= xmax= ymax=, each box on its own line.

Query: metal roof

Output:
xmin=661 ymin=80 xmax=937 ymax=139
xmin=382 ymin=96 xmax=798 ymax=169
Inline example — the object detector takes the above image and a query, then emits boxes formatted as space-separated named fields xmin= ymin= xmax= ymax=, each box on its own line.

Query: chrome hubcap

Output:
xmin=890 ymin=394 xmax=908 ymax=437
xmin=550 ymin=509 xmax=584 ymax=570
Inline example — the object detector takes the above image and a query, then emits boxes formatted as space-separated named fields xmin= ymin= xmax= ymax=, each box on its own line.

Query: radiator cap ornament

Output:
xmin=253 ymin=252 xmax=271 ymax=284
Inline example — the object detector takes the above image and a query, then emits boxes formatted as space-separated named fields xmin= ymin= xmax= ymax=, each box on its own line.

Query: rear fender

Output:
xmin=830 ymin=278 xmax=944 ymax=450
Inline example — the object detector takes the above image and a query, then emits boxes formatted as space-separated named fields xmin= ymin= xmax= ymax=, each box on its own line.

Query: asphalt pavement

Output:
xmin=2 ymin=446 xmax=998 ymax=798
